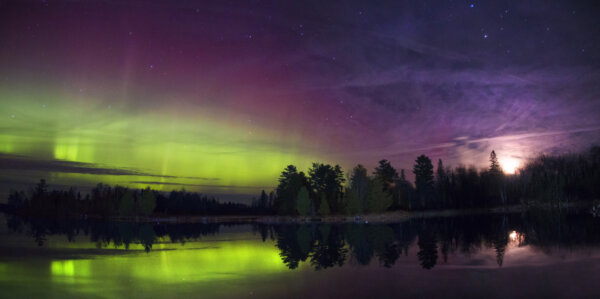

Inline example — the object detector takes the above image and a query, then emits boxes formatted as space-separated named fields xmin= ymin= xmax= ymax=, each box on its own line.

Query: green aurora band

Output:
xmin=1 ymin=85 xmax=335 ymax=198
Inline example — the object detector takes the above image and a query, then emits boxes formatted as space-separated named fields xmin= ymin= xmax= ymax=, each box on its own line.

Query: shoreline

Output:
xmin=4 ymin=201 xmax=593 ymax=225
xmin=105 ymin=201 xmax=593 ymax=224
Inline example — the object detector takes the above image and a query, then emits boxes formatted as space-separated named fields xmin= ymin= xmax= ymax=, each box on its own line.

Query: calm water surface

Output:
xmin=1 ymin=211 xmax=600 ymax=298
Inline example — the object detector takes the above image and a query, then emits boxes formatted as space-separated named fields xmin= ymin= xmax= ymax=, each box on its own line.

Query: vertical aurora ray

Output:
xmin=0 ymin=85 xmax=336 ymax=197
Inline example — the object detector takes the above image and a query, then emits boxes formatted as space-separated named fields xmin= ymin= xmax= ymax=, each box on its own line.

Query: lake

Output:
xmin=1 ymin=211 xmax=599 ymax=298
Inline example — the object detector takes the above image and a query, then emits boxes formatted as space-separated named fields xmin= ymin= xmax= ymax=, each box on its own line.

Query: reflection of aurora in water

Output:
xmin=48 ymin=241 xmax=287 ymax=284
xmin=2 ymin=212 xmax=600 ymax=298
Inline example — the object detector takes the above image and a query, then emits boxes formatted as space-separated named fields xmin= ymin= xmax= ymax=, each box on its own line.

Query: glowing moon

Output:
xmin=500 ymin=157 xmax=520 ymax=174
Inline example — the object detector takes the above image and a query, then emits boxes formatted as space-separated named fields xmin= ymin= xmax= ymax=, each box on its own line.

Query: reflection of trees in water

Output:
xmin=310 ymin=225 xmax=347 ymax=270
xmin=417 ymin=229 xmax=438 ymax=270
xmin=274 ymin=225 xmax=313 ymax=269
xmin=5 ymin=211 xmax=600 ymax=270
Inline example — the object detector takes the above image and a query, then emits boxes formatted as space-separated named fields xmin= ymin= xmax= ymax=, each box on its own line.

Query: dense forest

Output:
xmin=5 ymin=182 xmax=256 ymax=219
xmin=4 ymin=147 xmax=600 ymax=219
xmin=260 ymin=147 xmax=600 ymax=216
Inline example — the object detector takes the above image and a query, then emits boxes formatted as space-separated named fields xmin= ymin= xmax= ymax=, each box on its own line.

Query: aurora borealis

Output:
xmin=1 ymin=1 xmax=599 ymax=201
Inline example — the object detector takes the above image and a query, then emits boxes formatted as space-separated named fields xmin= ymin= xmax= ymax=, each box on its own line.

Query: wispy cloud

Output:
xmin=130 ymin=181 xmax=272 ymax=190
xmin=0 ymin=153 xmax=220 ymax=181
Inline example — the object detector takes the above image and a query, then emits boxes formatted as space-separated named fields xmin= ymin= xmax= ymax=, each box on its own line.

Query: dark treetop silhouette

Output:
xmin=4 ymin=147 xmax=600 ymax=219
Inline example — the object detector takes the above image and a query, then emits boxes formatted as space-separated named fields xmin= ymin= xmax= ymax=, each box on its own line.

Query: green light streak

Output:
xmin=44 ymin=241 xmax=286 ymax=285
xmin=0 ymin=86 xmax=333 ymax=195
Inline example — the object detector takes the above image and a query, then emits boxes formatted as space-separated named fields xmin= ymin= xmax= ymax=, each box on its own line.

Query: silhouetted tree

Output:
xmin=318 ymin=194 xmax=331 ymax=216
xmin=366 ymin=178 xmax=393 ymax=213
xmin=252 ymin=190 xmax=270 ymax=212
xmin=7 ymin=190 xmax=26 ymax=212
xmin=349 ymin=164 xmax=369 ymax=211
xmin=268 ymin=191 xmax=276 ymax=211
xmin=344 ymin=187 xmax=362 ymax=215
xmin=137 ymin=187 xmax=156 ymax=216
xmin=275 ymin=165 xmax=308 ymax=215
xmin=486 ymin=150 xmax=506 ymax=206
xmin=489 ymin=150 xmax=502 ymax=175
xmin=296 ymin=186 xmax=311 ymax=217
xmin=34 ymin=179 xmax=48 ymax=195
xmin=118 ymin=190 xmax=135 ymax=216
xmin=308 ymin=163 xmax=345 ymax=214
xmin=395 ymin=169 xmax=414 ymax=210
xmin=413 ymin=155 xmax=434 ymax=209
xmin=436 ymin=159 xmax=448 ymax=209
xmin=374 ymin=160 xmax=399 ymax=208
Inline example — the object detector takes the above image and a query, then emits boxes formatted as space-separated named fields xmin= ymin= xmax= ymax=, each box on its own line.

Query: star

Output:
xmin=470 ymin=4 xmax=475 ymax=8
xmin=483 ymin=34 xmax=488 ymax=39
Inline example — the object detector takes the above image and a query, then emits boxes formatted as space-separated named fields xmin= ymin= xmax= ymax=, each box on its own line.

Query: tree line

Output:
xmin=5 ymin=181 xmax=256 ymax=219
xmin=4 ymin=146 xmax=600 ymax=218
xmin=259 ymin=147 xmax=600 ymax=216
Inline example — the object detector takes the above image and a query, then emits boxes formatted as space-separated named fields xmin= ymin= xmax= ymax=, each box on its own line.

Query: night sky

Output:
xmin=1 ymin=0 xmax=599 ymax=201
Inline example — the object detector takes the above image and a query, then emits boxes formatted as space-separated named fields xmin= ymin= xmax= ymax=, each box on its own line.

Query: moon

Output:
xmin=500 ymin=157 xmax=520 ymax=174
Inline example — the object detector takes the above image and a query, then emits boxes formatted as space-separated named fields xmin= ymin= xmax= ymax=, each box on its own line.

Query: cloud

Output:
xmin=129 ymin=181 xmax=272 ymax=190
xmin=0 ymin=153 xmax=219 ymax=181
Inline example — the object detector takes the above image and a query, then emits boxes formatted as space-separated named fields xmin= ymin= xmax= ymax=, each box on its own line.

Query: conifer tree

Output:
xmin=296 ymin=186 xmax=311 ymax=217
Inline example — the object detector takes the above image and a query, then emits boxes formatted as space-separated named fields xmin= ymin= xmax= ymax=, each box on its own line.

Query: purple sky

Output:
xmin=1 ymin=0 xmax=599 ymax=199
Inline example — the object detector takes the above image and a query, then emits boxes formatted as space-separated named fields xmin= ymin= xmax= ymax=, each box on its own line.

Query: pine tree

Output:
xmin=275 ymin=165 xmax=307 ymax=215
xmin=350 ymin=164 xmax=369 ymax=208
xmin=119 ymin=190 xmax=135 ymax=216
xmin=137 ymin=187 xmax=156 ymax=216
xmin=374 ymin=159 xmax=400 ymax=208
xmin=413 ymin=155 xmax=434 ymax=209
xmin=366 ymin=178 xmax=392 ymax=213
xmin=397 ymin=169 xmax=413 ymax=210
xmin=489 ymin=150 xmax=502 ymax=175
xmin=374 ymin=160 xmax=399 ymax=188
xmin=296 ymin=186 xmax=311 ymax=217
xmin=308 ymin=163 xmax=345 ymax=214
xmin=259 ymin=190 xmax=268 ymax=210
xmin=489 ymin=150 xmax=505 ymax=205
xmin=318 ymin=193 xmax=330 ymax=216
xmin=436 ymin=159 xmax=447 ymax=209
xmin=345 ymin=187 xmax=362 ymax=215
